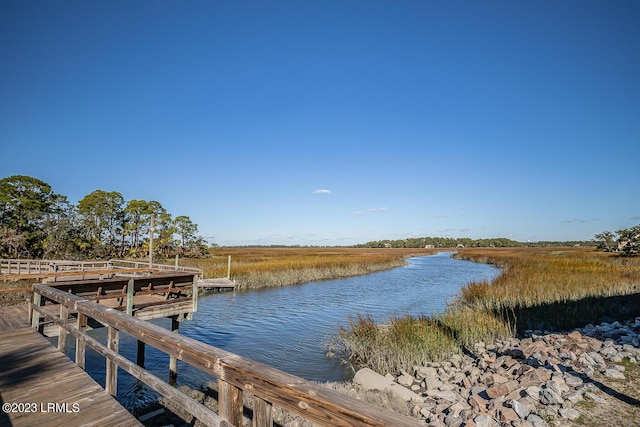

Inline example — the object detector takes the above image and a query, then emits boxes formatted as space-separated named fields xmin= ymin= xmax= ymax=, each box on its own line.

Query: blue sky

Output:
xmin=1 ymin=1 xmax=639 ymax=246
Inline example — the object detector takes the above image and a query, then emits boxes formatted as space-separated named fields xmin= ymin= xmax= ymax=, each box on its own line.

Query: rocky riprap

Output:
xmin=354 ymin=318 xmax=640 ymax=426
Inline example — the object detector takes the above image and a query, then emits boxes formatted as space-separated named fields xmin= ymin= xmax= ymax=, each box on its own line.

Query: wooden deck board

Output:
xmin=0 ymin=304 xmax=30 ymax=331
xmin=0 ymin=327 xmax=141 ymax=427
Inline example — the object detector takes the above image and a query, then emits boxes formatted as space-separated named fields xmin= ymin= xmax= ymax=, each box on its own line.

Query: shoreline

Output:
xmin=352 ymin=316 xmax=640 ymax=427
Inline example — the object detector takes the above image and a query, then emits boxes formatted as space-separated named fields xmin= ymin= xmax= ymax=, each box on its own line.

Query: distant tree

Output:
xmin=174 ymin=215 xmax=198 ymax=250
xmin=617 ymin=225 xmax=640 ymax=256
xmin=155 ymin=212 xmax=175 ymax=256
xmin=42 ymin=196 xmax=84 ymax=259
xmin=0 ymin=175 xmax=61 ymax=257
xmin=594 ymin=231 xmax=617 ymax=252
xmin=78 ymin=190 xmax=126 ymax=257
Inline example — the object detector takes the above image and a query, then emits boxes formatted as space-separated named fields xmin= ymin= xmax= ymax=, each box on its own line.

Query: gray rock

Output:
xmin=540 ymin=389 xmax=564 ymax=405
xmin=587 ymin=352 xmax=607 ymax=368
xmin=353 ymin=368 xmax=424 ymax=402
xmin=565 ymin=390 xmax=585 ymax=404
xmin=444 ymin=414 xmax=463 ymax=427
xmin=527 ymin=414 xmax=549 ymax=427
xmin=397 ymin=373 xmax=414 ymax=387
xmin=559 ymin=407 xmax=580 ymax=420
xmin=425 ymin=376 xmax=444 ymax=390
xmin=434 ymin=390 xmax=459 ymax=403
xmin=603 ymin=368 xmax=626 ymax=380
xmin=564 ymin=374 xmax=584 ymax=387
xmin=525 ymin=386 xmax=541 ymax=401
xmin=509 ymin=399 xmax=532 ymax=419
xmin=584 ymin=392 xmax=606 ymax=404
xmin=474 ymin=414 xmax=499 ymax=427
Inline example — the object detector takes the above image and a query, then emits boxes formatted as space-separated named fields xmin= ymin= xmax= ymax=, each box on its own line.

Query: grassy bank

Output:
xmin=330 ymin=247 xmax=640 ymax=375
xmin=172 ymin=247 xmax=439 ymax=289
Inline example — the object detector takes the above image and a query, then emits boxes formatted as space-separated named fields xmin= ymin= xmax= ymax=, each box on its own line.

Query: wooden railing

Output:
xmin=1 ymin=259 xmax=112 ymax=275
xmin=1 ymin=258 xmax=203 ymax=277
xmin=31 ymin=284 xmax=421 ymax=427
xmin=109 ymin=259 xmax=203 ymax=275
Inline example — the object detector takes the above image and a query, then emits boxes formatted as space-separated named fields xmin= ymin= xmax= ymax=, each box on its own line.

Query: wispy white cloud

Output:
xmin=369 ymin=207 xmax=388 ymax=212
xmin=312 ymin=189 xmax=331 ymax=195
xmin=353 ymin=211 xmax=364 ymax=216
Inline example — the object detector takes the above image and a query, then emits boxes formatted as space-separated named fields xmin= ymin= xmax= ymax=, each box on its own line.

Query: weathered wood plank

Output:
xmin=219 ymin=380 xmax=243 ymax=426
xmin=253 ymin=396 xmax=273 ymax=427
xmin=0 ymin=304 xmax=29 ymax=330
xmin=106 ymin=325 xmax=119 ymax=395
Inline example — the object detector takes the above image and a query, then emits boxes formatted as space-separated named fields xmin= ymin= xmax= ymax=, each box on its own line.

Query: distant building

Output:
xmin=425 ymin=245 xmax=434 ymax=249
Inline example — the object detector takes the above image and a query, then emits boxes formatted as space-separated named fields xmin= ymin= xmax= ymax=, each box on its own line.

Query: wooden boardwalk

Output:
xmin=198 ymin=277 xmax=235 ymax=291
xmin=0 ymin=307 xmax=141 ymax=427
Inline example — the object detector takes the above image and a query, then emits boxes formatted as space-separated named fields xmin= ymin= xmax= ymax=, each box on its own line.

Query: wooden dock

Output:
xmin=0 ymin=311 xmax=141 ymax=426
xmin=198 ymin=277 xmax=235 ymax=291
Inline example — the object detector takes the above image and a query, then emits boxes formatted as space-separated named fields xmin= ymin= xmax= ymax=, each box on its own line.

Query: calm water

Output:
xmin=74 ymin=252 xmax=500 ymax=410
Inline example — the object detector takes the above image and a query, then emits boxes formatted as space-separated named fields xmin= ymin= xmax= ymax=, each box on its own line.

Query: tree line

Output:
xmin=356 ymin=236 xmax=595 ymax=249
xmin=593 ymin=224 xmax=640 ymax=256
xmin=0 ymin=175 xmax=208 ymax=259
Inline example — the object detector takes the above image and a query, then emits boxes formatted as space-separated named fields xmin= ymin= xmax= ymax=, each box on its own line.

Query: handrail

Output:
xmin=32 ymin=283 xmax=421 ymax=427
xmin=109 ymin=259 xmax=203 ymax=275
xmin=1 ymin=258 xmax=203 ymax=278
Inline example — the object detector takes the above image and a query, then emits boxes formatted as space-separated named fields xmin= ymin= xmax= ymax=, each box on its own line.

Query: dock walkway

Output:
xmin=0 ymin=305 xmax=141 ymax=427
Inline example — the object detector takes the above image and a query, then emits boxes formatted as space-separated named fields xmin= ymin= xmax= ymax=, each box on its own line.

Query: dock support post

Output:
xmin=227 ymin=255 xmax=231 ymax=279
xmin=169 ymin=315 xmax=179 ymax=384
xmin=136 ymin=340 xmax=145 ymax=368
xmin=106 ymin=326 xmax=119 ymax=396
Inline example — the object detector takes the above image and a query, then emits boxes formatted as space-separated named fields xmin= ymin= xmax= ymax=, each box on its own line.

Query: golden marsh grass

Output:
xmin=455 ymin=247 xmax=640 ymax=311
xmin=173 ymin=247 xmax=439 ymax=289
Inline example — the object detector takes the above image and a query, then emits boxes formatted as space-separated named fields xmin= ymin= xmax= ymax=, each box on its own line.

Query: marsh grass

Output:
xmin=328 ymin=311 xmax=512 ymax=375
xmin=454 ymin=248 xmax=640 ymax=330
xmin=174 ymin=247 xmax=438 ymax=289
xmin=455 ymin=247 xmax=640 ymax=311
xmin=331 ymin=247 xmax=640 ymax=374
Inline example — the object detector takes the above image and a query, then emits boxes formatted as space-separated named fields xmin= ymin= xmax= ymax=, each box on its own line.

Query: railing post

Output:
xmin=253 ymin=397 xmax=273 ymax=427
xmin=58 ymin=304 xmax=68 ymax=352
xmin=169 ymin=316 xmax=179 ymax=384
xmin=31 ymin=292 xmax=43 ymax=333
xmin=219 ymin=379 xmax=243 ymax=427
xmin=76 ymin=313 xmax=87 ymax=369
xmin=192 ymin=274 xmax=199 ymax=313
xmin=126 ymin=278 xmax=134 ymax=315
xmin=106 ymin=325 xmax=119 ymax=396
xmin=227 ymin=255 xmax=232 ymax=279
